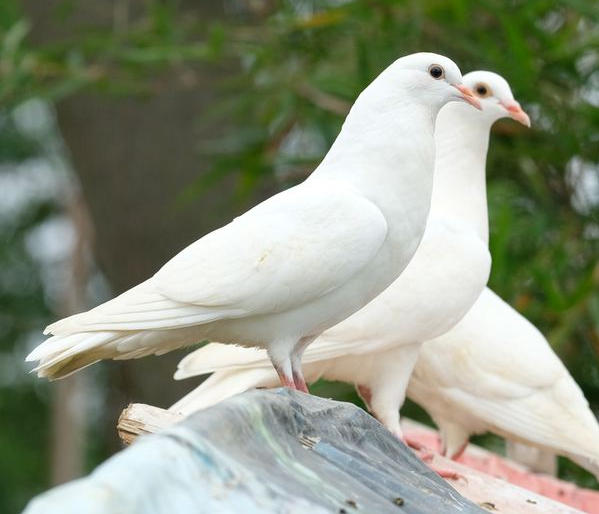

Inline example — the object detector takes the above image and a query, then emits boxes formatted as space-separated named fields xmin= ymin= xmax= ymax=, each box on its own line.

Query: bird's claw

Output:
xmin=402 ymin=435 xmax=429 ymax=452
xmin=433 ymin=467 xmax=468 ymax=482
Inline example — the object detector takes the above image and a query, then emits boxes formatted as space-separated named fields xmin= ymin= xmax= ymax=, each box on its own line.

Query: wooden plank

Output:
xmin=117 ymin=403 xmax=182 ymax=445
xmin=402 ymin=419 xmax=599 ymax=514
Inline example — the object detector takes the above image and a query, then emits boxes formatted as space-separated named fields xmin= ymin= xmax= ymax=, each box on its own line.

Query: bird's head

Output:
xmin=389 ymin=52 xmax=482 ymax=111
xmin=462 ymin=71 xmax=531 ymax=127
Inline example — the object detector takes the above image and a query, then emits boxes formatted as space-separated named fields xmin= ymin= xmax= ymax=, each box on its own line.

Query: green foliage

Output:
xmin=0 ymin=0 xmax=598 ymax=509
xmin=199 ymin=4 xmax=599 ymax=462
xmin=0 ymin=385 xmax=51 ymax=514
xmin=0 ymin=124 xmax=54 ymax=513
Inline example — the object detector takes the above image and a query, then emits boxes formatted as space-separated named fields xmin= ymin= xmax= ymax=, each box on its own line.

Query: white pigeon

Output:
xmin=407 ymin=287 xmax=599 ymax=480
xmin=27 ymin=53 xmax=481 ymax=390
xmin=170 ymin=71 xmax=528 ymax=437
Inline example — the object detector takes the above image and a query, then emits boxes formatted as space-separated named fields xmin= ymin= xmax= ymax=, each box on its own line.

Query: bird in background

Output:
xmin=407 ymin=287 xmax=599 ymax=481
xmin=170 ymin=71 xmax=529 ymax=442
xmin=26 ymin=53 xmax=481 ymax=393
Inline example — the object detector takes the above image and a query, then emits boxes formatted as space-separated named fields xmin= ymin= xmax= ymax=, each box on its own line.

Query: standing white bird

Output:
xmin=27 ymin=53 xmax=481 ymax=390
xmin=170 ymin=71 xmax=528 ymax=436
xmin=407 ymin=287 xmax=599 ymax=480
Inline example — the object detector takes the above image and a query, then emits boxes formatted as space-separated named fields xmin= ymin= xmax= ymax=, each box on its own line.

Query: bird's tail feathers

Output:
xmin=43 ymin=312 xmax=87 ymax=336
xmin=27 ymin=326 xmax=203 ymax=380
xmin=568 ymin=454 xmax=599 ymax=483
xmin=27 ymin=331 xmax=120 ymax=379
xmin=170 ymin=367 xmax=277 ymax=416
xmin=174 ymin=343 xmax=269 ymax=379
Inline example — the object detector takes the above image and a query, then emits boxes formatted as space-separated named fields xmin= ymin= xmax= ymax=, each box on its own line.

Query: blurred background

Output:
xmin=0 ymin=0 xmax=598 ymax=512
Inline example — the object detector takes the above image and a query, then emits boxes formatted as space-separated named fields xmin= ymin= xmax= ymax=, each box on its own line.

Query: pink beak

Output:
xmin=500 ymin=100 xmax=531 ymax=127
xmin=453 ymin=84 xmax=482 ymax=110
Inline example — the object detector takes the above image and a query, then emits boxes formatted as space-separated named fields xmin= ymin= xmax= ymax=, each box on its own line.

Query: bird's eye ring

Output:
xmin=474 ymin=83 xmax=491 ymax=98
xmin=428 ymin=64 xmax=445 ymax=80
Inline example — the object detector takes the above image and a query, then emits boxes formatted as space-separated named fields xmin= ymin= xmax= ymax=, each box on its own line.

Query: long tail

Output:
xmin=26 ymin=277 xmax=228 ymax=379
xmin=174 ymin=343 xmax=271 ymax=379
xmin=27 ymin=326 xmax=201 ymax=380
xmin=568 ymin=454 xmax=599 ymax=483
xmin=505 ymin=441 xmax=557 ymax=475
xmin=169 ymin=367 xmax=279 ymax=416
xmin=26 ymin=331 xmax=121 ymax=379
xmin=506 ymin=443 xmax=599 ymax=482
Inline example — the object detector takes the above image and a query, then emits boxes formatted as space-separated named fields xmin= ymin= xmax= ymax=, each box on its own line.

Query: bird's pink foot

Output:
xmin=280 ymin=376 xmax=296 ymax=389
xmin=402 ymin=435 xmax=428 ymax=452
xmin=401 ymin=437 xmax=465 ymax=482
xmin=431 ymin=466 xmax=466 ymax=482
xmin=293 ymin=371 xmax=310 ymax=394
xmin=274 ymin=365 xmax=297 ymax=389
xmin=404 ymin=437 xmax=436 ymax=462
xmin=418 ymin=452 xmax=466 ymax=481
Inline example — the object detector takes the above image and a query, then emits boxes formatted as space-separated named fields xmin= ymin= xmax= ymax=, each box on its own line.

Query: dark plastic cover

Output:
xmin=24 ymin=388 xmax=486 ymax=513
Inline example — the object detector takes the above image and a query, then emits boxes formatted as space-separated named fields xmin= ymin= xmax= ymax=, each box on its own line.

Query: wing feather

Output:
xmin=46 ymin=182 xmax=388 ymax=334
xmin=154 ymin=183 xmax=388 ymax=315
xmin=411 ymin=288 xmax=599 ymax=460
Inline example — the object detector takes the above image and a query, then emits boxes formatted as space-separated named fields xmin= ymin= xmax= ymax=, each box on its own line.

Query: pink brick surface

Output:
xmin=402 ymin=420 xmax=599 ymax=514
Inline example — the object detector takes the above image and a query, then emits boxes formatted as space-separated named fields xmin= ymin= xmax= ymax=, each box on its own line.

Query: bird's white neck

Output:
xmin=310 ymin=99 xmax=436 ymax=233
xmin=431 ymin=102 xmax=493 ymax=245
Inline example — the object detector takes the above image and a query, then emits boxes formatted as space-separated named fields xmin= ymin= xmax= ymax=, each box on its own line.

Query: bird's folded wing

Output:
xmin=412 ymin=313 xmax=599 ymax=460
xmin=431 ymin=378 xmax=599 ymax=461
xmin=46 ymin=184 xmax=388 ymax=335
xmin=154 ymin=184 xmax=388 ymax=314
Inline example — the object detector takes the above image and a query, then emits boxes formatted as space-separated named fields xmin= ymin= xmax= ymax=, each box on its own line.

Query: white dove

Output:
xmin=407 ymin=287 xmax=599 ymax=480
xmin=170 ymin=71 xmax=529 ymax=436
xmin=27 ymin=53 xmax=481 ymax=390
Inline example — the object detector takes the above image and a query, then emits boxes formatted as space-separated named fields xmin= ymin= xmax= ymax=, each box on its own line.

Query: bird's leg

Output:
xmin=358 ymin=384 xmax=407 ymax=439
xmin=361 ymin=343 xmax=420 ymax=436
xmin=447 ymin=440 xmax=468 ymax=461
xmin=356 ymin=384 xmax=406 ymax=439
xmin=363 ymin=376 xmax=463 ymax=482
xmin=356 ymin=384 xmax=373 ymax=408
xmin=409 ymin=433 xmax=466 ymax=481
xmin=290 ymin=336 xmax=316 ymax=394
xmin=279 ymin=374 xmax=297 ymax=389
xmin=439 ymin=423 xmax=470 ymax=461
xmin=268 ymin=345 xmax=296 ymax=389
xmin=292 ymin=366 xmax=309 ymax=394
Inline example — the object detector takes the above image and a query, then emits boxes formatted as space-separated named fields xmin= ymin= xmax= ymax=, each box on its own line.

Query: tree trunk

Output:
xmin=22 ymin=0 xmax=276 ymax=464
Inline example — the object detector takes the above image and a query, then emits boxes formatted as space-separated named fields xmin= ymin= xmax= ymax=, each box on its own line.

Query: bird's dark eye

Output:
xmin=474 ymin=83 xmax=491 ymax=98
xmin=428 ymin=64 xmax=445 ymax=80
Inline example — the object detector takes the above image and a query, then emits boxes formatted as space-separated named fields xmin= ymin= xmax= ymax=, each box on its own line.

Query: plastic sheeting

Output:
xmin=24 ymin=389 xmax=486 ymax=513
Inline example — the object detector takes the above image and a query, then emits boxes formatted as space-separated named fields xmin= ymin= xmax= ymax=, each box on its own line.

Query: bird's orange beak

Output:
xmin=453 ymin=84 xmax=482 ymax=110
xmin=499 ymin=100 xmax=531 ymax=127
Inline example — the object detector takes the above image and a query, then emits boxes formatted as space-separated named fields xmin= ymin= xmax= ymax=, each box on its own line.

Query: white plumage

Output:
xmin=171 ymin=71 xmax=526 ymax=437
xmin=28 ymin=53 xmax=479 ymax=388
xmin=408 ymin=287 xmax=599 ymax=479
